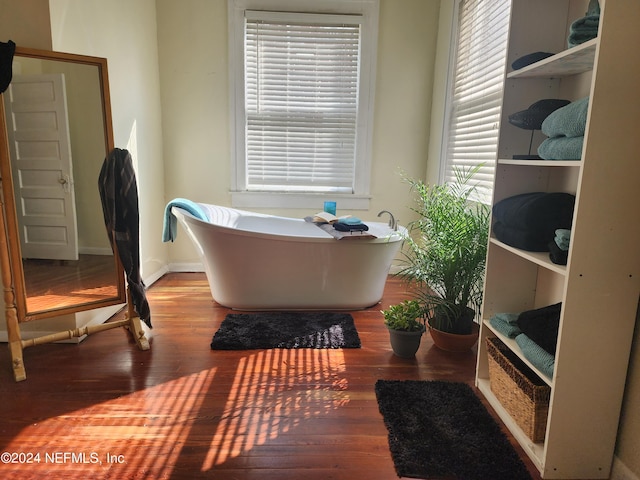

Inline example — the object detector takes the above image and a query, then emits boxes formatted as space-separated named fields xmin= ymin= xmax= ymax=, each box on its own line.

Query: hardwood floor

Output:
xmin=0 ymin=273 xmax=543 ymax=479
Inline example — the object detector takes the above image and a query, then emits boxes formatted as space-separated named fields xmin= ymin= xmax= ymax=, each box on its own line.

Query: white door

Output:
xmin=3 ymin=73 xmax=78 ymax=261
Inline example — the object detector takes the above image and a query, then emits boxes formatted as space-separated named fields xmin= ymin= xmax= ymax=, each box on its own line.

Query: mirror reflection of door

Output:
xmin=0 ymin=51 xmax=125 ymax=317
xmin=4 ymin=73 xmax=79 ymax=261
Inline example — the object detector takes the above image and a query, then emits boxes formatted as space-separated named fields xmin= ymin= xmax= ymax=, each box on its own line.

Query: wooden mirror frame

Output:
xmin=0 ymin=48 xmax=149 ymax=382
xmin=0 ymin=47 xmax=126 ymax=323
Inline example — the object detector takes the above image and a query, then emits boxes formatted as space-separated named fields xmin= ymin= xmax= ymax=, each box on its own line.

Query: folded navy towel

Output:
xmin=541 ymin=97 xmax=589 ymax=138
xmin=492 ymin=222 xmax=550 ymax=252
xmin=517 ymin=302 xmax=561 ymax=355
xmin=163 ymin=198 xmax=209 ymax=242
xmin=333 ymin=222 xmax=369 ymax=232
xmin=538 ymin=135 xmax=584 ymax=160
xmin=492 ymin=192 xmax=575 ymax=251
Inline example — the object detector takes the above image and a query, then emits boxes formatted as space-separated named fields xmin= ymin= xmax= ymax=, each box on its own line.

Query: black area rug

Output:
xmin=375 ymin=380 xmax=533 ymax=480
xmin=211 ymin=312 xmax=361 ymax=350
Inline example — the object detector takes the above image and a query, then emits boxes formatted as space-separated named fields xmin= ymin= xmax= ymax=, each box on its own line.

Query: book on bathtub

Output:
xmin=312 ymin=212 xmax=352 ymax=224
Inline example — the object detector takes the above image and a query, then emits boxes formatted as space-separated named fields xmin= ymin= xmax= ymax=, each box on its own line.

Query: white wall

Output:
xmin=156 ymin=0 xmax=441 ymax=265
xmin=49 ymin=0 xmax=168 ymax=284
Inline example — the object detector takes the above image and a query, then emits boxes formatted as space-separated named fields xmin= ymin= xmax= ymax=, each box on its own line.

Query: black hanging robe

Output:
xmin=98 ymin=148 xmax=152 ymax=328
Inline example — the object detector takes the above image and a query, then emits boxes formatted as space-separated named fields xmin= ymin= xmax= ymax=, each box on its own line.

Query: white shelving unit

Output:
xmin=475 ymin=1 xmax=640 ymax=478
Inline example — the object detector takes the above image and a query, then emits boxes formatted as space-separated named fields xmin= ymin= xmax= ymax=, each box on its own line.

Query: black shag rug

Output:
xmin=375 ymin=380 xmax=533 ymax=480
xmin=210 ymin=312 xmax=361 ymax=350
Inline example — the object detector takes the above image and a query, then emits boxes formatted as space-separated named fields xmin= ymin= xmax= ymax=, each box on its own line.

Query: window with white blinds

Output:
xmin=442 ymin=0 xmax=511 ymax=203
xmin=229 ymin=0 xmax=378 ymax=208
xmin=244 ymin=11 xmax=361 ymax=193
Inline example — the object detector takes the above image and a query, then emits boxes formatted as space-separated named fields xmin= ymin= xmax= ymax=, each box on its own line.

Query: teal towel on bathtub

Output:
xmin=163 ymin=198 xmax=209 ymax=242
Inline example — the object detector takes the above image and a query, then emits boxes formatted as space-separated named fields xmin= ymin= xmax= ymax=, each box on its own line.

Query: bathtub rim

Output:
xmin=172 ymin=205 xmax=407 ymax=244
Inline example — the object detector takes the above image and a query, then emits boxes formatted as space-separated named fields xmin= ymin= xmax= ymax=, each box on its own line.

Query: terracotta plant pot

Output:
xmin=428 ymin=322 xmax=480 ymax=352
xmin=387 ymin=325 xmax=425 ymax=358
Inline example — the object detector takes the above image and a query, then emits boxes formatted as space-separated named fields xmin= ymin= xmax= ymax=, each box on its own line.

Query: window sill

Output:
xmin=231 ymin=191 xmax=371 ymax=210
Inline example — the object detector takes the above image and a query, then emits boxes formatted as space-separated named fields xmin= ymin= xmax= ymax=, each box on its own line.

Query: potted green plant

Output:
xmin=399 ymin=166 xmax=490 ymax=351
xmin=381 ymin=299 xmax=426 ymax=358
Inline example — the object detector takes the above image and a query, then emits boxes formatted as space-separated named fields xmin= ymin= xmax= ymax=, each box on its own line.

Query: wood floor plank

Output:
xmin=0 ymin=273 xmax=546 ymax=479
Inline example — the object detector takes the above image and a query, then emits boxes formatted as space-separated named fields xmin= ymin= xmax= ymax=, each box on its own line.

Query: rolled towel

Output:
xmin=515 ymin=334 xmax=555 ymax=379
xmin=554 ymin=228 xmax=571 ymax=250
xmin=163 ymin=198 xmax=209 ymax=242
xmin=541 ymin=97 xmax=590 ymax=138
xmin=548 ymin=241 xmax=569 ymax=265
xmin=538 ymin=135 xmax=584 ymax=160
xmin=489 ymin=312 xmax=521 ymax=338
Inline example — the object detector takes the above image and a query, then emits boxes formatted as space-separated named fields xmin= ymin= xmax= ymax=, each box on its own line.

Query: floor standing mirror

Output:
xmin=0 ymin=46 xmax=149 ymax=382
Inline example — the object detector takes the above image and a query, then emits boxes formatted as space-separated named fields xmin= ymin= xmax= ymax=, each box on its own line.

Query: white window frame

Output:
xmin=440 ymin=0 xmax=511 ymax=204
xmin=228 ymin=0 xmax=379 ymax=209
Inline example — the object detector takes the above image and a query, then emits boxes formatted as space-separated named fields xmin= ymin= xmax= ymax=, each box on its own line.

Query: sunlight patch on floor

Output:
xmin=202 ymin=348 xmax=349 ymax=470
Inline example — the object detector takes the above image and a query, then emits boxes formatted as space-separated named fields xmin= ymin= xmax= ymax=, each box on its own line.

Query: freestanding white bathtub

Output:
xmin=171 ymin=203 xmax=406 ymax=310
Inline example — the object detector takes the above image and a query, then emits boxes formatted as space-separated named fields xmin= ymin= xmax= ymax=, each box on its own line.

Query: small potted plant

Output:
xmin=381 ymin=299 xmax=426 ymax=358
xmin=399 ymin=165 xmax=490 ymax=351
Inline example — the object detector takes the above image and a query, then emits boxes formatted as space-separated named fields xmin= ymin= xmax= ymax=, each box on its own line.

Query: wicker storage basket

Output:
xmin=486 ymin=336 xmax=551 ymax=442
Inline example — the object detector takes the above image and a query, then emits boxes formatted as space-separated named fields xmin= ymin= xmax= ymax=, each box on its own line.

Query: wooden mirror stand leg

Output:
xmin=0 ymin=197 xmax=26 ymax=381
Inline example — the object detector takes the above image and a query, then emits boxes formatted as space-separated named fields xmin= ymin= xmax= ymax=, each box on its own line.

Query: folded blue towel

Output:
xmin=489 ymin=312 xmax=521 ymax=338
xmin=516 ymin=333 xmax=555 ymax=379
xmin=538 ymin=135 xmax=584 ymax=160
xmin=541 ymin=97 xmax=589 ymax=138
xmin=163 ymin=198 xmax=209 ymax=242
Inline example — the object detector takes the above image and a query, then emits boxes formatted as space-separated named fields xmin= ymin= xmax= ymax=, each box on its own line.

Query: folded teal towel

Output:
xmin=542 ymin=97 xmax=589 ymax=138
xmin=538 ymin=135 xmax=584 ymax=160
xmin=568 ymin=14 xmax=599 ymax=48
xmin=489 ymin=313 xmax=521 ymax=338
xmin=337 ymin=216 xmax=363 ymax=225
xmin=163 ymin=198 xmax=209 ymax=242
xmin=516 ymin=333 xmax=555 ymax=379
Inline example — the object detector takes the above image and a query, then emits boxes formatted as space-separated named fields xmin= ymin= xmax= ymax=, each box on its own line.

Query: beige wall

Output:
xmin=156 ymin=0 xmax=440 ymax=266
xmin=48 ymin=0 xmax=168 ymax=282
xmin=0 ymin=0 xmax=52 ymax=50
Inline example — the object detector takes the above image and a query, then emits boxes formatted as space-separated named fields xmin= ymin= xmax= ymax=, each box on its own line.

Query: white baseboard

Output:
xmin=168 ymin=262 xmax=205 ymax=272
xmin=611 ymin=457 xmax=640 ymax=480
xmin=144 ymin=265 xmax=170 ymax=286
